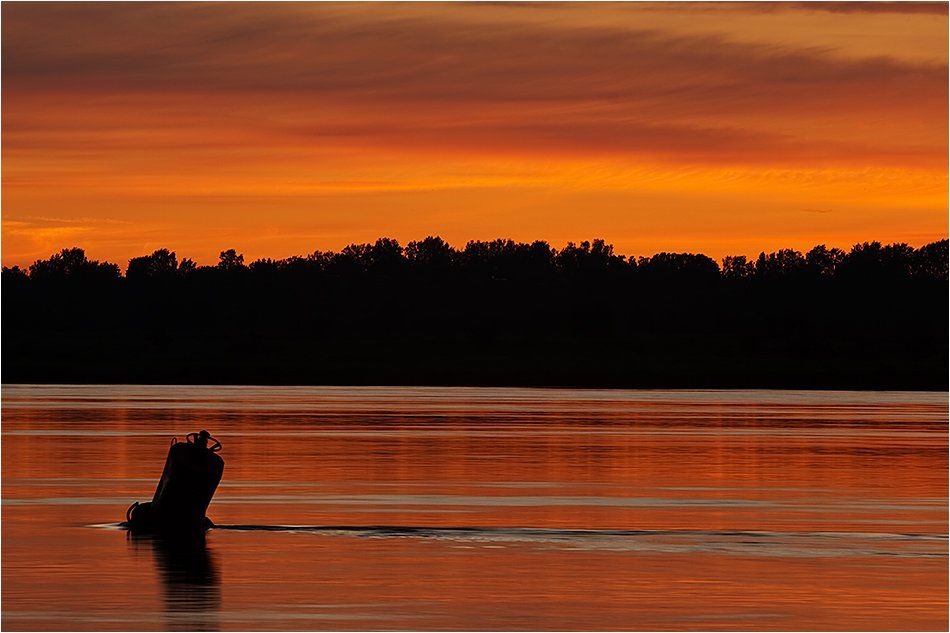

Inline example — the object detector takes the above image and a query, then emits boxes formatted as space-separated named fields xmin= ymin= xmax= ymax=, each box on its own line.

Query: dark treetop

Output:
xmin=3 ymin=237 xmax=947 ymax=389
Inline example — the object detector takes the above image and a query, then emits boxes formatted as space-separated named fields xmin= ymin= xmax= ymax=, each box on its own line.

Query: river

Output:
xmin=2 ymin=385 xmax=946 ymax=630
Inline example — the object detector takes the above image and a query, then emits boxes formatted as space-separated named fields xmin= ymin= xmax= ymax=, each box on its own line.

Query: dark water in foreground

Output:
xmin=2 ymin=385 xmax=947 ymax=631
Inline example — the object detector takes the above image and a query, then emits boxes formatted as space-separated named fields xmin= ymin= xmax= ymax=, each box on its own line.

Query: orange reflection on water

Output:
xmin=2 ymin=386 xmax=947 ymax=630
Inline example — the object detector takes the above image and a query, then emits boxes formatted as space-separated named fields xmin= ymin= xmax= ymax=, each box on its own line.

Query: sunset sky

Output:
xmin=2 ymin=2 xmax=947 ymax=268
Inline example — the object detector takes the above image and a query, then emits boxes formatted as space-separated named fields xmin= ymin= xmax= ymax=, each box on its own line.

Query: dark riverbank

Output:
xmin=4 ymin=334 xmax=947 ymax=390
xmin=4 ymin=238 xmax=946 ymax=390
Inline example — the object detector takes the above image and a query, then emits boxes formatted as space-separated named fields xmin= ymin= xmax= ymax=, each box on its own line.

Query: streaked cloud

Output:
xmin=2 ymin=2 xmax=946 ymax=266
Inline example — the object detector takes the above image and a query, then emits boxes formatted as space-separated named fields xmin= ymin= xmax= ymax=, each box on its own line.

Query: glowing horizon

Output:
xmin=3 ymin=2 xmax=947 ymax=268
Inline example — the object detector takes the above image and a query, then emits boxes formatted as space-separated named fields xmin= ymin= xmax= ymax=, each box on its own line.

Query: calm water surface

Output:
xmin=2 ymin=385 xmax=947 ymax=631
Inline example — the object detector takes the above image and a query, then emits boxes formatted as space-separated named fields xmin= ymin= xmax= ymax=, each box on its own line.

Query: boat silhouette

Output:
xmin=123 ymin=431 xmax=224 ymax=537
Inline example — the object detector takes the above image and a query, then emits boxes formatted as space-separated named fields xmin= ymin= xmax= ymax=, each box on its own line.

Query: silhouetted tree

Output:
xmin=407 ymin=236 xmax=456 ymax=269
xmin=217 ymin=249 xmax=245 ymax=270
xmin=837 ymin=241 xmax=920 ymax=283
xmin=754 ymin=249 xmax=806 ymax=279
xmin=179 ymin=258 xmax=198 ymax=276
xmin=913 ymin=239 xmax=949 ymax=280
xmin=805 ymin=245 xmax=844 ymax=278
xmin=3 ymin=237 xmax=946 ymax=389
xmin=2 ymin=265 xmax=30 ymax=290
xmin=127 ymin=249 xmax=179 ymax=281
xmin=461 ymin=239 xmax=557 ymax=283
xmin=721 ymin=255 xmax=754 ymax=279
xmin=365 ymin=238 xmax=406 ymax=277
xmin=557 ymin=239 xmax=625 ymax=280
xmin=637 ymin=252 xmax=719 ymax=281
xmin=27 ymin=248 xmax=121 ymax=283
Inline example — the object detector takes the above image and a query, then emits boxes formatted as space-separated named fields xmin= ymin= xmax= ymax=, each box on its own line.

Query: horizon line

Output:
xmin=6 ymin=235 xmax=950 ymax=271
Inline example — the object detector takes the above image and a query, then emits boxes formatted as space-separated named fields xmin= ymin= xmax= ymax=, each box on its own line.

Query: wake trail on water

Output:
xmin=91 ymin=522 xmax=948 ymax=557
xmin=211 ymin=524 xmax=946 ymax=541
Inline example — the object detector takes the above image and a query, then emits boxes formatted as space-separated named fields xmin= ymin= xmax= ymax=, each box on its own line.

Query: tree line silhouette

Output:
xmin=3 ymin=237 xmax=947 ymax=389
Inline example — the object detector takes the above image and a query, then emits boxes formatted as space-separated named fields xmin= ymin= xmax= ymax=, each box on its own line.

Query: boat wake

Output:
xmin=90 ymin=523 xmax=947 ymax=558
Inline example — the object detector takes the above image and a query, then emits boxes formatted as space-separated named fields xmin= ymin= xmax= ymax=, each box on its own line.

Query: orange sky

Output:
xmin=2 ymin=2 xmax=947 ymax=268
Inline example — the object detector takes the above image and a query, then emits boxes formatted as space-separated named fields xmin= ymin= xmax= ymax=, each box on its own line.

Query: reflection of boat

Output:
xmin=123 ymin=432 xmax=224 ymax=537
xmin=128 ymin=531 xmax=220 ymax=631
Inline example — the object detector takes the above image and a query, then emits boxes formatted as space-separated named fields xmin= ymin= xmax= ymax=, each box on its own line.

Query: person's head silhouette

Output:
xmin=195 ymin=430 xmax=211 ymax=449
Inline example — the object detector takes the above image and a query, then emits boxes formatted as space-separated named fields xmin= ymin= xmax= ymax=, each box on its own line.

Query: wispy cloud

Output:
xmin=1 ymin=2 xmax=946 ymax=266
xmin=4 ymin=3 xmax=945 ymax=168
